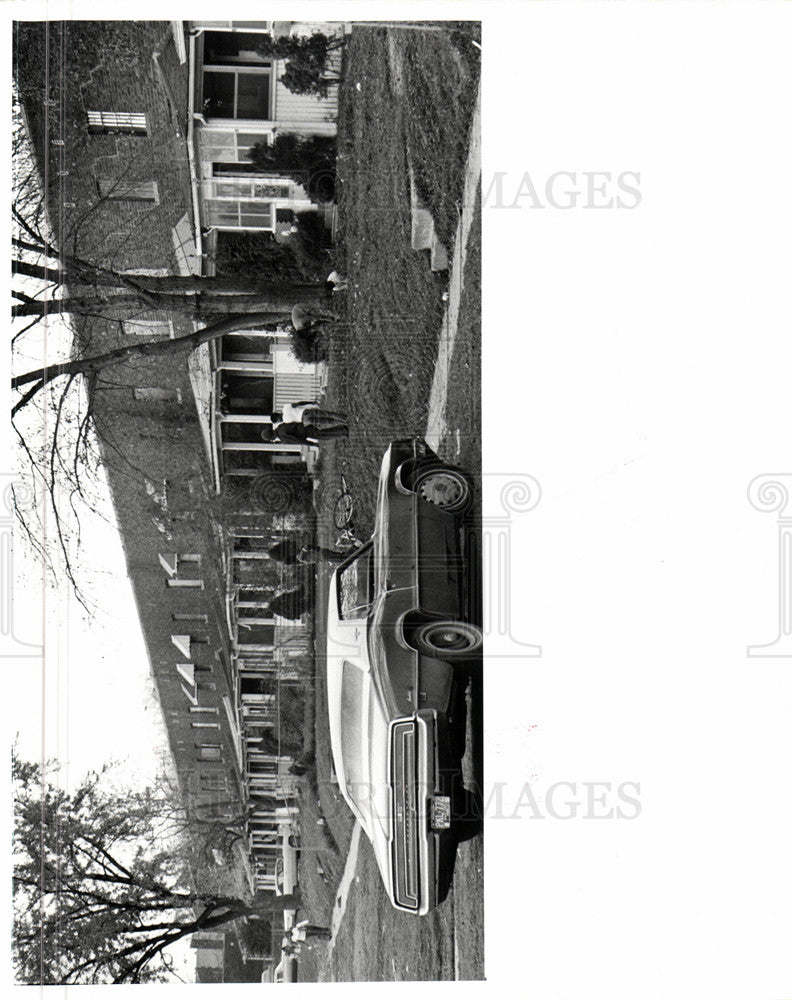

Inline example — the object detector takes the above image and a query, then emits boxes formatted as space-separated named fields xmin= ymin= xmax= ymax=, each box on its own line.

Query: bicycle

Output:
xmin=332 ymin=475 xmax=361 ymax=552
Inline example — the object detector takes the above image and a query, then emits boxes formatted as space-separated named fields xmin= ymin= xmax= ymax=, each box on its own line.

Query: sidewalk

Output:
xmin=425 ymin=76 xmax=482 ymax=452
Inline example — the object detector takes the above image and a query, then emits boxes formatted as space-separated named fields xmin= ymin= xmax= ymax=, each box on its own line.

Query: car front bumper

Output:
xmin=389 ymin=709 xmax=455 ymax=915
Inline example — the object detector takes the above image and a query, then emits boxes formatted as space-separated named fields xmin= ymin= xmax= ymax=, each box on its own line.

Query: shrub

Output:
xmin=289 ymin=327 xmax=327 ymax=364
xmin=255 ymin=33 xmax=343 ymax=98
xmin=249 ymin=133 xmax=337 ymax=203
xmin=290 ymin=211 xmax=330 ymax=272
xmin=214 ymin=230 xmax=324 ymax=283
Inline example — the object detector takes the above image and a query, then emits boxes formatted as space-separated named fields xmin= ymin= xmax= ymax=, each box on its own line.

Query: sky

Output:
xmin=11 ymin=467 xmax=175 ymax=789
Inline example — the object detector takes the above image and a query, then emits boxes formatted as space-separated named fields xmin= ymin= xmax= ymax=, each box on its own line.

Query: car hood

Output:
xmin=326 ymin=582 xmax=394 ymax=891
xmin=326 ymin=654 xmax=394 ymax=885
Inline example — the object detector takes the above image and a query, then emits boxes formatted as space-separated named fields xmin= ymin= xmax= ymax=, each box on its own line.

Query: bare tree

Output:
xmin=10 ymin=95 xmax=335 ymax=605
xmin=12 ymin=755 xmax=298 ymax=984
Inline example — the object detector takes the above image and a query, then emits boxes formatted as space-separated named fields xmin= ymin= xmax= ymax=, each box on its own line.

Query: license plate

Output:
xmin=430 ymin=795 xmax=451 ymax=830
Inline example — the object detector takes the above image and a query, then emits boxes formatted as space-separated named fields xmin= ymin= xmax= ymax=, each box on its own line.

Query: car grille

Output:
xmin=390 ymin=720 xmax=420 ymax=910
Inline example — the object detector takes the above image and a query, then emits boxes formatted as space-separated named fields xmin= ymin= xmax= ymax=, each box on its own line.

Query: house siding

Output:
xmin=273 ymin=60 xmax=338 ymax=134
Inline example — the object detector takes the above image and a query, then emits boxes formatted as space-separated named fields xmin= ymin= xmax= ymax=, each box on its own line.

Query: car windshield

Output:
xmin=339 ymin=660 xmax=368 ymax=810
xmin=372 ymin=449 xmax=390 ymax=592
xmin=367 ymin=594 xmax=388 ymax=671
xmin=336 ymin=545 xmax=374 ymax=620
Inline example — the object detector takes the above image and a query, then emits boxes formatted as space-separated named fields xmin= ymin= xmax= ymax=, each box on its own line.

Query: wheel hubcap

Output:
xmin=429 ymin=626 xmax=471 ymax=650
xmin=418 ymin=472 xmax=465 ymax=508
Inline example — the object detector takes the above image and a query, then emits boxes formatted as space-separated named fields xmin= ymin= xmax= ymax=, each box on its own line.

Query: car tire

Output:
xmin=414 ymin=620 xmax=483 ymax=660
xmin=413 ymin=465 xmax=472 ymax=513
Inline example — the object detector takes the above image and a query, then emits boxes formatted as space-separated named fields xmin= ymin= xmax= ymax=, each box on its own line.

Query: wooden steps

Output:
xmin=409 ymin=165 xmax=449 ymax=272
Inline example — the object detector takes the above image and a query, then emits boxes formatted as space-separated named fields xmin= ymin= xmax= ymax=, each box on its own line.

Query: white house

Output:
xmin=181 ymin=21 xmax=339 ymax=484
xmin=186 ymin=21 xmax=340 ymax=238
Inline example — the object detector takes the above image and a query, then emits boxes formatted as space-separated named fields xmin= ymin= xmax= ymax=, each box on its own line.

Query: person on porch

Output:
xmin=266 ymin=538 xmax=347 ymax=566
xmin=263 ymin=586 xmax=313 ymax=620
xmin=276 ymin=401 xmax=348 ymax=426
xmin=268 ymin=420 xmax=349 ymax=444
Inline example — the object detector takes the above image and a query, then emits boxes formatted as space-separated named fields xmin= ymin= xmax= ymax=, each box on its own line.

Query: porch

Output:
xmin=190 ymin=330 xmax=326 ymax=491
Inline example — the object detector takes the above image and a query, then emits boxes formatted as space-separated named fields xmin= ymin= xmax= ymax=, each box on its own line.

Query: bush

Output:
xmin=214 ymin=230 xmax=324 ymax=283
xmin=290 ymin=211 xmax=330 ymax=272
xmin=249 ymin=133 xmax=337 ymax=203
xmin=256 ymin=32 xmax=342 ymax=98
xmin=289 ymin=327 xmax=327 ymax=364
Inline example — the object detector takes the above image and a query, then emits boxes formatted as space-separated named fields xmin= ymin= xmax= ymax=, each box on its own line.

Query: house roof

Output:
xmin=187 ymin=343 xmax=221 ymax=492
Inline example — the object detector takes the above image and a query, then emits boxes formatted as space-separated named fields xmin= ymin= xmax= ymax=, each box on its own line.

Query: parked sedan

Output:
xmin=326 ymin=438 xmax=481 ymax=915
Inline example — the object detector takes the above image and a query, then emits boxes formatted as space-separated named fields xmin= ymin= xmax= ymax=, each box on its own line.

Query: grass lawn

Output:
xmin=322 ymin=23 xmax=480 ymax=534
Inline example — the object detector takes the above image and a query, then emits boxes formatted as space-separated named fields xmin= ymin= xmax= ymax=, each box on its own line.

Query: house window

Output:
xmin=205 ymin=198 xmax=273 ymax=230
xmin=161 ymin=554 xmax=203 ymax=590
xmin=197 ymin=745 xmax=222 ymax=761
xmin=203 ymin=31 xmax=271 ymax=64
xmin=237 ymin=623 xmax=275 ymax=647
xmin=181 ymin=685 xmax=198 ymax=707
xmin=160 ymin=554 xmax=202 ymax=573
xmin=212 ymin=179 xmax=289 ymax=200
xmin=134 ymin=387 xmax=182 ymax=403
xmin=192 ymin=721 xmax=220 ymax=729
xmin=200 ymin=773 xmax=227 ymax=790
xmin=203 ymin=67 xmax=271 ymax=120
xmin=98 ymin=179 xmax=159 ymax=203
xmin=87 ymin=111 xmax=147 ymax=134
xmin=176 ymin=663 xmax=195 ymax=685
xmin=172 ymin=636 xmax=193 ymax=659
xmin=213 ymin=161 xmax=259 ymax=176
xmin=199 ymin=129 xmax=271 ymax=165
xmin=190 ymin=706 xmax=219 ymax=714
xmin=202 ymin=35 xmax=273 ymax=122
xmin=123 ymin=317 xmax=173 ymax=338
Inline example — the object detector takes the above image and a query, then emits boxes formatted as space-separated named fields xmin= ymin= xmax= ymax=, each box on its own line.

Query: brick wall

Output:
xmin=16 ymin=21 xmax=191 ymax=271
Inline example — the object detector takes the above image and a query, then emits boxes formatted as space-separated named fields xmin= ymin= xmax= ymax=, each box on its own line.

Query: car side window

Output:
xmin=337 ymin=546 xmax=374 ymax=620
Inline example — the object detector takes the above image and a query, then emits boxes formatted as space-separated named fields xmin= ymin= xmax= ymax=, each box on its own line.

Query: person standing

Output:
xmin=266 ymin=539 xmax=347 ymax=566
xmin=270 ymin=420 xmax=348 ymax=444
xmin=277 ymin=402 xmax=348 ymax=426
xmin=264 ymin=586 xmax=314 ymax=620
xmin=291 ymin=919 xmax=332 ymax=943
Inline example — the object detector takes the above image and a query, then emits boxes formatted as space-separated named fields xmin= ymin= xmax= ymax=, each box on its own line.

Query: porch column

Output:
xmin=218 ymin=360 xmax=274 ymax=373
xmin=221 ymin=442 xmax=302 ymax=452
xmin=219 ymin=414 xmax=274 ymax=424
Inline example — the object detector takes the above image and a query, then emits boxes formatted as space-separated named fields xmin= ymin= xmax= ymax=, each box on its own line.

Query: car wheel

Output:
xmin=415 ymin=620 xmax=483 ymax=660
xmin=413 ymin=466 xmax=472 ymax=512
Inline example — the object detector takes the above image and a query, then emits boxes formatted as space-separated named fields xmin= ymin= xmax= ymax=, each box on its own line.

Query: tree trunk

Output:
xmin=11 ymin=254 xmax=330 ymax=316
xmin=134 ymin=275 xmax=325 ymax=298
xmin=11 ymin=312 xmax=292 ymax=390
xmin=12 ymin=259 xmax=65 ymax=284
xmin=13 ymin=294 xmax=148 ymax=317
xmin=12 ymin=288 xmax=331 ymax=319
